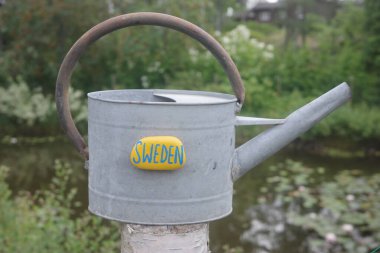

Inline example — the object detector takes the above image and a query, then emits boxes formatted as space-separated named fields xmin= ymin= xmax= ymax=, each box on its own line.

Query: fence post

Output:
xmin=121 ymin=223 xmax=210 ymax=253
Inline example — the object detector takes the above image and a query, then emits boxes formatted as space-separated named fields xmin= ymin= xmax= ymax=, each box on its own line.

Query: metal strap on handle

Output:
xmin=56 ymin=12 xmax=245 ymax=160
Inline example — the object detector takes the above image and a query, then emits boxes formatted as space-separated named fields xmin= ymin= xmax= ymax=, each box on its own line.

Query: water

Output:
xmin=1 ymin=137 xmax=379 ymax=252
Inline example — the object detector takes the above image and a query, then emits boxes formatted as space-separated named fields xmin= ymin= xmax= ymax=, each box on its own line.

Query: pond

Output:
xmin=1 ymin=134 xmax=379 ymax=252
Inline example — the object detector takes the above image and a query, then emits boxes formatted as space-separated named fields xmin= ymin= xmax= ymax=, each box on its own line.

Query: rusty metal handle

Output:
xmin=56 ymin=12 xmax=245 ymax=160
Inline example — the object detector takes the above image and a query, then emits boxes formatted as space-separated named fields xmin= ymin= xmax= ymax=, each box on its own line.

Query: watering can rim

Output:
xmin=88 ymin=89 xmax=237 ymax=105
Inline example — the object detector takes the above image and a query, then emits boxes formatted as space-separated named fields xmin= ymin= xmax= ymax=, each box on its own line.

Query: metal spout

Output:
xmin=232 ymin=82 xmax=351 ymax=181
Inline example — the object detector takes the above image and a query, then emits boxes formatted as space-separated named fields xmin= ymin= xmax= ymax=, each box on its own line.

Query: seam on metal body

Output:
xmin=89 ymin=187 xmax=232 ymax=204
xmin=88 ymin=119 xmax=233 ymax=130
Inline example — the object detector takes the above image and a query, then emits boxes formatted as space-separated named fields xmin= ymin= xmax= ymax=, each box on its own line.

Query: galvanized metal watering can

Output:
xmin=56 ymin=12 xmax=351 ymax=225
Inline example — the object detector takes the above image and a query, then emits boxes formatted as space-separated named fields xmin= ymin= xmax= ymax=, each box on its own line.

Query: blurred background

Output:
xmin=0 ymin=0 xmax=379 ymax=252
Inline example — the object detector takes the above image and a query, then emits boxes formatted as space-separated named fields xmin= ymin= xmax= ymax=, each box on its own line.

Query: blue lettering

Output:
xmin=161 ymin=145 xmax=168 ymax=162
xmin=142 ymin=143 xmax=153 ymax=163
xmin=175 ymin=145 xmax=184 ymax=165
xmin=168 ymin=146 xmax=174 ymax=164
xmin=132 ymin=141 xmax=142 ymax=164
xmin=153 ymin=144 xmax=160 ymax=163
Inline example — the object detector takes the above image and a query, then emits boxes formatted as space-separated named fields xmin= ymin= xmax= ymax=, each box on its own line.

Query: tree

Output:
xmin=364 ymin=0 xmax=380 ymax=72
xmin=0 ymin=0 xmax=239 ymax=93
xmin=364 ymin=0 xmax=380 ymax=104
xmin=284 ymin=0 xmax=340 ymax=47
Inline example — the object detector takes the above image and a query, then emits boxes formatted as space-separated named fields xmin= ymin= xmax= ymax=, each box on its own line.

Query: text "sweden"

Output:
xmin=130 ymin=136 xmax=186 ymax=170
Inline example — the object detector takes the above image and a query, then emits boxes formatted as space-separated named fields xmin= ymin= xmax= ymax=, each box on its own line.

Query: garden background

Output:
xmin=0 ymin=0 xmax=379 ymax=252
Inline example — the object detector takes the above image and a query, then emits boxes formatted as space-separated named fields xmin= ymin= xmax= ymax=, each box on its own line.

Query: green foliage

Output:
xmin=0 ymin=1 xmax=379 ymax=143
xmin=222 ymin=244 xmax=244 ymax=253
xmin=260 ymin=160 xmax=380 ymax=253
xmin=261 ymin=4 xmax=374 ymax=104
xmin=364 ymin=0 xmax=380 ymax=73
xmin=0 ymin=161 xmax=119 ymax=253
xmin=0 ymin=0 xmax=110 ymax=90
xmin=170 ymin=11 xmax=380 ymax=142
xmin=364 ymin=0 xmax=380 ymax=104
xmin=306 ymin=103 xmax=380 ymax=141
xmin=169 ymin=24 xmax=278 ymax=114
xmin=0 ymin=77 xmax=52 ymax=126
xmin=0 ymin=0 xmax=240 ymax=93
xmin=0 ymin=77 xmax=86 ymax=135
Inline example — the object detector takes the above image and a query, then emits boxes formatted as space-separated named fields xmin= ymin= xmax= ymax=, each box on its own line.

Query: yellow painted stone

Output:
xmin=130 ymin=136 xmax=186 ymax=170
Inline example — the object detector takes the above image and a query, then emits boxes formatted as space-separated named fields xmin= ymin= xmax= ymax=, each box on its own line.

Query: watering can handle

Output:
xmin=56 ymin=12 xmax=245 ymax=160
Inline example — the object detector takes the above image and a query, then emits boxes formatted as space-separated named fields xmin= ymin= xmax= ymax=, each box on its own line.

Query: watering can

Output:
xmin=56 ymin=12 xmax=351 ymax=225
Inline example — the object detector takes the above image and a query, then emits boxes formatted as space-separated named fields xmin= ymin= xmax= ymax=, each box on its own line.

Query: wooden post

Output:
xmin=121 ymin=223 xmax=210 ymax=253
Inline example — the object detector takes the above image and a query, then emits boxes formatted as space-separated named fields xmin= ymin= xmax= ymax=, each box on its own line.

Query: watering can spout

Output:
xmin=232 ymin=82 xmax=351 ymax=181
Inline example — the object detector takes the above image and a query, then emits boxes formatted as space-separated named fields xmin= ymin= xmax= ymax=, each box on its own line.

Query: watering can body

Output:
xmin=88 ymin=89 xmax=238 ymax=224
xmin=56 ymin=12 xmax=351 ymax=225
xmin=87 ymin=85 xmax=350 ymax=224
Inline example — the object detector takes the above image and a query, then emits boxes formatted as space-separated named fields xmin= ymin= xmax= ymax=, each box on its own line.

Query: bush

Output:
xmin=1 ymin=2 xmax=379 ymax=144
xmin=306 ymin=103 xmax=380 ymax=141
xmin=0 ymin=77 xmax=52 ymax=126
xmin=0 ymin=161 xmax=119 ymax=252
xmin=0 ymin=77 xmax=87 ymax=135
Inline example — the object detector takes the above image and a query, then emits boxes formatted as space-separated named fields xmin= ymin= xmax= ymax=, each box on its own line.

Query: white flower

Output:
xmin=341 ymin=224 xmax=354 ymax=233
xmin=325 ymin=232 xmax=337 ymax=243
xmin=256 ymin=41 xmax=265 ymax=49
xmin=274 ymin=223 xmax=285 ymax=233
xmin=298 ymin=185 xmax=306 ymax=192
xmin=188 ymin=48 xmax=199 ymax=62
xmin=346 ymin=194 xmax=355 ymax=202
xmin=309 ymin=213 xmax=317 ymax=219
xmin=10 ymin=137 xmax=18 ymax=144
xmin=222 ymin=36 xmax=231 ymax=45
xmin=258 ymin=197 xmax=266 ymax=204
xmin=250 ymin=38 xmax=259 ymax=46
xmin=226 ymin=7 xmax=234 ymax=17
xmin=141 ymin=75 xmax=149 ymax=88
xmin=267 ymin=44 xmax=274 ymax=51
xmin=263 ymin=51 xmax=274 ymax=59
xmin=235 ymin=25 xmax=251 ymax=40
